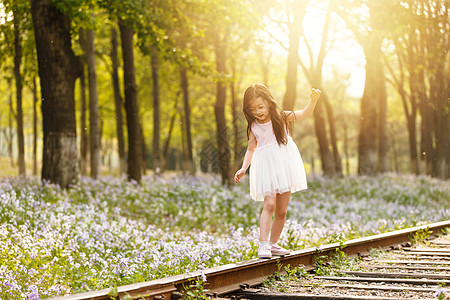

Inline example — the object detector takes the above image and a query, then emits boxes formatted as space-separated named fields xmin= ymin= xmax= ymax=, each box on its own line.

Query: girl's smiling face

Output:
xmin=250 ymin=97 xmax=270 ymax=123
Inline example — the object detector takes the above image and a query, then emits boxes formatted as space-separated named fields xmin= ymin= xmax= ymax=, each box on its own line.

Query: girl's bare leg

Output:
xmin=269 ymin=191 xmax=291 ymax=244
xmin=260 ymin=195 xmax=276 ymax=241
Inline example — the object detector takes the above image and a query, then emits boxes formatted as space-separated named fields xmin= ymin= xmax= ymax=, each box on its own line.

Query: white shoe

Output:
xmin=258 ymin=244 xmax=272 ymax=259
xmin=271 ymin=244 xmax=290 ymax=256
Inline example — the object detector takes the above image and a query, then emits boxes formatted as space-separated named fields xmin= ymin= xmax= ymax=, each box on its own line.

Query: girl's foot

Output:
xmin=258 ymin=244 xmax=272 ymax=259
xmin=271 ymin=244 xmax=290 ymax=256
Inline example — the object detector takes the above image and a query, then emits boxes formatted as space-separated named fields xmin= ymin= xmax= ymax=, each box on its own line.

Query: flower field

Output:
xmin=1 ymin=174 xmax=449 ymax=299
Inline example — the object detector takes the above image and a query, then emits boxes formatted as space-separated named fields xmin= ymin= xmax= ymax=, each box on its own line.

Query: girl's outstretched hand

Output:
xmin=234 ymin=168 xmax=245 ymax=183
xmin=310 ymin=88 xmax=321 ymax=102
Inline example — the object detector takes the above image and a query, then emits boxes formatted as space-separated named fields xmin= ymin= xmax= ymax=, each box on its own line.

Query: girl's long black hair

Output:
xmin=242 ymin=83 xmax=292 ymax=146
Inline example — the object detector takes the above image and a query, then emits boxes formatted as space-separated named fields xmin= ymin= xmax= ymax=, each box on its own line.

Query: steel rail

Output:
xmin=50 ymin=219 xmax=450 ymax=300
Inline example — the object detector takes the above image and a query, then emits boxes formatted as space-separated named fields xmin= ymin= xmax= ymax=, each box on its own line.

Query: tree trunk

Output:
xmin=358 ymin=36 xmax=384 ymax=175
xmin=150 ymin=47 xmax=161 ymax=174
xmin=370 ymin=0 xmax=389 ymax=174
xmin=162 ymin=97 xmax=178 ymax=172
xmin=180 ymin=66 xmax=195 ymax=175
xmin=31 ymin=0 xmax=82 ymax=188
xmin=297 ymin=1 xmax=339 ymax=176
xmin=213 ymin=35 xmax=231 ymax=185
xmin=119 ymin=19 xmax=142 ymax=182
xmin=13 ymin=9 xmax=26 ymax=176
xmin=343 ymin=121 xmax=350 ymax=175
xmin=78 ymin=30 xmax=88 ymax=176
xmin=32 ymin=77 xmax=38 ymax=176
xmin=8 ymin=90 xmax=14 ymax=167
xmin=111 ymin=27 xmax=126 ymax=174
xmin=230 ymin=77 xmax=240 ymax=173
xmin=86 ymin=29 xmax=101 ymax=178
xmin=282 ymin=0 xmax=307 ymax=110
xmin=390 ymin=35 xmax=420 ymax=175
xmin=430 ymin=65 xmax=447 ymax=178
xmin=323 ymin=95 xmax=342 ymax=175
xmin=140 ymin=122 xmax=147 ymax=174
xmin=313 ymin=93 xmax=335 ymax=176
xmin=377 ymin=67 xmax=388 ymax=173
xmin=389 ymin=124 xmax=400 ymax=173
xmin=79 ymin=66 xmax=88 ymax=176
xmin=179 ymin=107 xmax=187 ymax=174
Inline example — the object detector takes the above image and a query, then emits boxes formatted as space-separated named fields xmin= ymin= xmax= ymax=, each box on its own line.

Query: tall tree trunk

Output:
xmin=86 ymin=28 xmax=101 ymax=178
xmin=323 ymin=96 xmax=342 ymax=175
xmin=179 ymin=107 xmax=187 ymax=174
xmin=282 ymin=0 xmax=307 ymax=110
xmin=150 ymin=47 xmax=161 ymax=174
xmin=78 ymin=30 xmax=88 ymax=176
xmin=180 ymin=66 xmax=195 ymax=175
xmin=161 ymin=97 xmax=178 ymax=172
xmin=230 ymin=76 xmax=240 ymax=173
xmin=343 ymin=121 xmax=350 ymax=175
xmin=312 ymin=93 xmax=335 ymax=175
xmin=32 ymin=77 xmax=38 ymax=176
xmin=297 ymin=0 xmax=339 ymax=176
xmin=213 ymin=35 xmax=231 ymax=185
xmin=119 ymin=19 xmax=142 ymax=182
xmin=389 ymin=124 xmax=400 ymax=173
xmin=31 ymin=0 xmax=82 ymax=188
xmin=358 ymin=36 xmax=384 ymax=175
xmin=337 ymin=0 xmax=389 ymax=175
xmin=389 ymin=35 xmax=420 ymax=174
xmin=377 ymin=66 xmax=388 ymax=173
xmin=111 ymin=27 xmax=126 ymax=174
xmin=13 ymin=8 xmax=26 ymax=176
xmin=79 ymin=66 xmax=88 ymax=176
xmin=430 ymin=65 xmax=446 ymax=178
xmin=140 ymin=122 xmax=147 ymax=174
xmin=8 ymin=91 xmax=14 ymax=167
xmin=255 ymin=44 xmax=271 ymax=87
xmin=371 ymin=0 xmax=389 ymax=174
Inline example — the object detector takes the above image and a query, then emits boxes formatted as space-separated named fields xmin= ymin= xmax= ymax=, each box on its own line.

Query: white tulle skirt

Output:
xmin=249 ymin=137 xmax=307 ymax=201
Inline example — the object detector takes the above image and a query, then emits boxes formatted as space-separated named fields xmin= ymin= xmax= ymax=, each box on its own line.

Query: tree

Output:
xmin=336 ymin=0 xmax=391 ymax=175
xmin=385 ymin=0 xmax=449 ymax=178
xmin=282 ymin=0 xmax=307 ymax=111
xmin=79 ymin=25 xmax=101 ymax=178
xmin=180 ymin=66 xmax=195 ymax=175
xmin=267 ymin=0 xmax=341 ymax=176
xmin=2 ymin=0 xmax=30 ymax=176
xmin=13 ymin=3 xmax=26 ymax=176
xmin=119 ymin=18 xmax=142 ymax=182
xmin=31 ymin=0 xmax=82 ymax=187
xmin=110 ymin=27 xmax=126 ymax=174
xmin=150 ymin=47 xmax=162 ymax=174
xmin=86 ymin=27 xmax=101 ymax=178
xmin=297 ymin=0 xmax=341 ymax=176
xmin=202 ymin=0 xmax=256 ymax=185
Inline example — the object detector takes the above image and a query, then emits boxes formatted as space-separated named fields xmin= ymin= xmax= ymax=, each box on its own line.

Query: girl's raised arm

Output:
xmin=285 ymin=88 xmax=321 ymax=122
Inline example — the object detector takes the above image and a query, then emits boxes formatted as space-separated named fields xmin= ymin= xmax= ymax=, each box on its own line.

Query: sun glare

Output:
xmin=0 ymin=3 xmax=13 ymax=25
xmin=262 ymin=4 xmax=366 ymax=97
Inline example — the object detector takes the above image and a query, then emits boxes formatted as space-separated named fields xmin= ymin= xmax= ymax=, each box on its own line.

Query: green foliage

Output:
xmin=409 ymin=227 xmax=432 ymax=245
xmin=182 ymin=277 xmax=210 ymax=300
xmin=314 ymin=245 xmax=361 ymax=277
xmin=262 ymin=261 xmax=310 ymax=292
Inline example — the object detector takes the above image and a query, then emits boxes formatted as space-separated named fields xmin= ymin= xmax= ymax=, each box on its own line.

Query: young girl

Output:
xmin=234 ymin=83 xmax=321 ymax=259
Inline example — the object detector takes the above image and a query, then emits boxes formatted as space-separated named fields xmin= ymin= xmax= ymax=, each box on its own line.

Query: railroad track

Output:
xmin=51 ymin=220 xmax=450 ymax=300
xmin=238 ymin=234 xmax=450 ymax=299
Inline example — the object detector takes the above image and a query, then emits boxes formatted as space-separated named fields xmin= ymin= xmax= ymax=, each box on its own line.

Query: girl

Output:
xmin=234 ymin=83 xmax=321 ymax=259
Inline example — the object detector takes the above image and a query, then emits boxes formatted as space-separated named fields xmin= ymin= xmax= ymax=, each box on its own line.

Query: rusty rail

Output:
xmin=50 ymin=220 xmax=450 ymax=300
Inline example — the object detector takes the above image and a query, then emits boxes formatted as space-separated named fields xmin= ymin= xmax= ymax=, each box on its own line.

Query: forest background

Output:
xmin=0 ymin=0 xmax=448 ymax=186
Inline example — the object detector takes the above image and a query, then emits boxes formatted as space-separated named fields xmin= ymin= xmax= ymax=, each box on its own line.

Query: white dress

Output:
xmin=249 ymin=120 xmax=307 ymax=201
